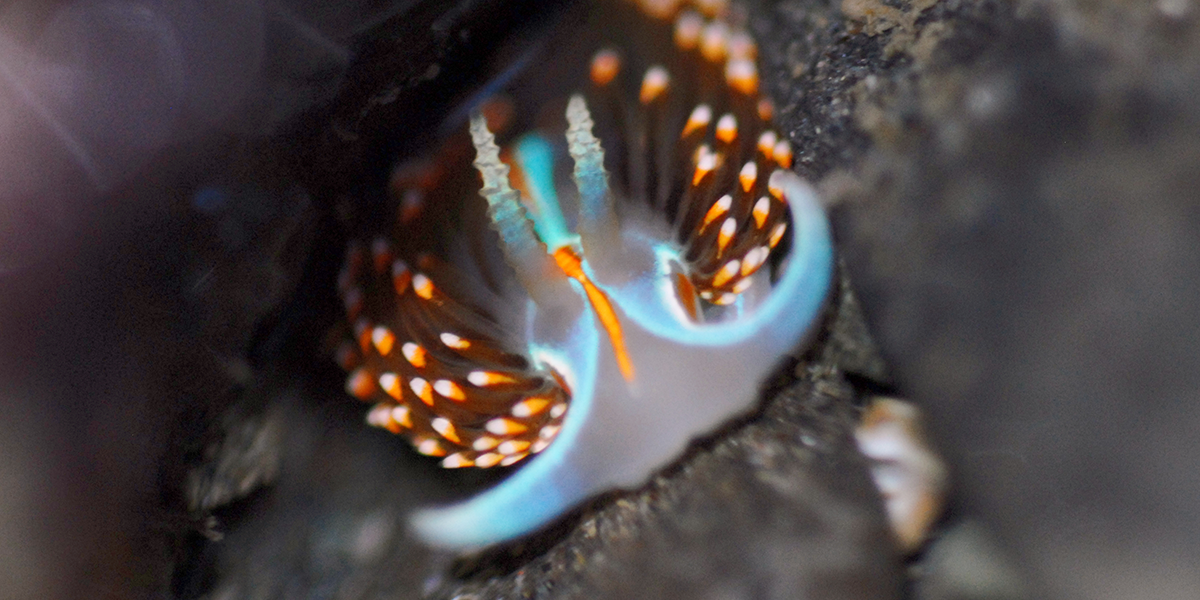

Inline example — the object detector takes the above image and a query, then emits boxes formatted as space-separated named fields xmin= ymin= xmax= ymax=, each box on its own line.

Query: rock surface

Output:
xmin=836 ymin=0 xmax=1200 ymax=596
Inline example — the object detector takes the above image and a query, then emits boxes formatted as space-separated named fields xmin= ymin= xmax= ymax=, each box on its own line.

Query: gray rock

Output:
xmin=837 ymin=0 xmax=1200 ymax=598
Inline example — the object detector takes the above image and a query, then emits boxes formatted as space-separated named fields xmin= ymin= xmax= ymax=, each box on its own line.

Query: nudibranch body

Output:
xmin=335 ymin=0 xmax=834 ymax=548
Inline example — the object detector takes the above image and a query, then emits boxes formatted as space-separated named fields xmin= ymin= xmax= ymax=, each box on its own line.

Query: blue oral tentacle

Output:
xmin=514 ymin=134 xmax=577 ymax=252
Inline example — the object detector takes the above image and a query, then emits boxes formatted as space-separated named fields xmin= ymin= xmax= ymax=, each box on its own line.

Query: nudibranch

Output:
xmin=335 ymin=0 xmax=833 ymax=548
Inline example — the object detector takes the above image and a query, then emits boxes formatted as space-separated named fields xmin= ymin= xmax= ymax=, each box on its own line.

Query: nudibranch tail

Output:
xmin=336 ymin=0 xmax=835 ymax=550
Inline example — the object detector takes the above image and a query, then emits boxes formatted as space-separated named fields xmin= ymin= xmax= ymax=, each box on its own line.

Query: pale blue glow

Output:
xmin=410 ymin=306 xmax=601 ymax=547
xmin=515 ymin=135 xmax=575 ymax=251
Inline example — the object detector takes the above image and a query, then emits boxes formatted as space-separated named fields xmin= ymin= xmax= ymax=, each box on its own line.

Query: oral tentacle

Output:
xmin=468 ymin=112 xmax=570 ymax=305
xmin=566 ymin=94 xmax=621 ymax=265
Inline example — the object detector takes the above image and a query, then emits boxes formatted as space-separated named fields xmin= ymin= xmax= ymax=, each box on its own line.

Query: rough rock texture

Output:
xmin=832 ymin=0 xmax=1200 ymax=599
